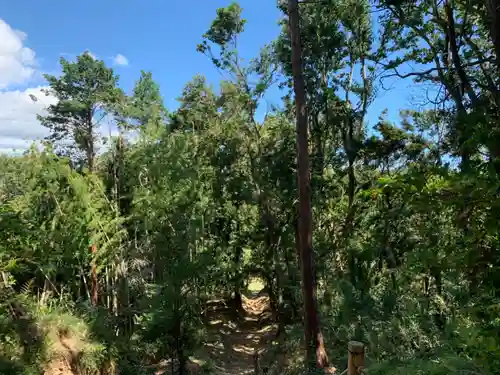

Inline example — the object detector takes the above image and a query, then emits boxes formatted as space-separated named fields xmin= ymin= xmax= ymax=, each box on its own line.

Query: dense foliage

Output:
xmin=1 ymin=0 xmax=499 ymax=374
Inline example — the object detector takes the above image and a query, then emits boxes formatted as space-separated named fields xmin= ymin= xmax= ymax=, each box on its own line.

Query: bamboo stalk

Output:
xmin=90 ymin=243 xmax=98 ymax=306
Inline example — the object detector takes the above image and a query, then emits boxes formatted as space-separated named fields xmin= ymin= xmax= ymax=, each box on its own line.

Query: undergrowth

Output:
xmin=0 ymin=291 xmax=108 ymax=375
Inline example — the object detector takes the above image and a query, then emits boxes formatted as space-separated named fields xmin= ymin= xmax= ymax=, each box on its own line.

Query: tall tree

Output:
xmin=376 ymin=0 xmax=500 ymax=173
xmin=169 ymin=75 xmax=219 ymax=133
xmin=287 ymin=0 xmax=329 ymax=370
xmin=196 ymin=2 xmax=283 ymax=316
xmin=39 ymin=52 xmax=122 ymax=172
xmin=127 ymin=70 xmax=167 ymax=135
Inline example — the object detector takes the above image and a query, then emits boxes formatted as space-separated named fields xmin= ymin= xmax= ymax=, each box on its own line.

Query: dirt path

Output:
xmin=202 ymin=293 xmax=277 ymax=375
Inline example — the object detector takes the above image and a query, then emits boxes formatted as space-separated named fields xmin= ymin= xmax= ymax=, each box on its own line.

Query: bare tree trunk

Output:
xmin=287 ymin=0 xmax=329 ymax=369
xmin=86 ymin=108 xmax=95 ymax=173
xmin=444 ymin=0 xmax=479 ymax=106
xmin=486 ymin=0 xmax=500 ymax=71
xmin=484 ymin=0 xmax=500 ymax=174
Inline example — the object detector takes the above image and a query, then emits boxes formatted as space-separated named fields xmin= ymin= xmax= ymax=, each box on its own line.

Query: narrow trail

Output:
xmin=44 ymin=292 xmax=277 ymax=375
xmin=203 ymin=293 xmax=277 ymax=375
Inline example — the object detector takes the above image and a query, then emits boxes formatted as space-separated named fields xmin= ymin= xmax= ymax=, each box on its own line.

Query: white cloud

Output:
xmin=0 ymin=19 xmax=53 ymax=154
xmin=0 ymin=19 xmax=130 ymax=155
xmin=0 ymin=86 xmax=57 ymax=152
xmin=113 ymin=54 xmax=128 ymax=66
xmin=0 ymin=19 xmax=37 ymax=88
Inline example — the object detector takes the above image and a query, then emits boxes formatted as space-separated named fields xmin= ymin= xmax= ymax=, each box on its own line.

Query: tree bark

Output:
xmin=486 ymin=0 xmax=500 ymax=71
xmin=484 ymin=0 xmax=500 ymax=174
xmin=444 ymin=0 xmax=480 ymax=106
xmin=287 ymin=0 xmax=329 ymax=369
xmin=86 ymin=108 xmax=95 ymax=173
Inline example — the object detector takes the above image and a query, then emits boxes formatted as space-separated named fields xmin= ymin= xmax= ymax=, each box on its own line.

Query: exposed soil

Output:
xmin=44 ymin=334 xmax=80 ymax=375
xmin=44 ymin=358 xmax=74 ymax=375
xmin=152 ymin=292 xmax=277 ymax=375
xmin=43 ymin=292 xmax=277 ymax=375
xmin=202 ymin=294 xmax=277 ymax=375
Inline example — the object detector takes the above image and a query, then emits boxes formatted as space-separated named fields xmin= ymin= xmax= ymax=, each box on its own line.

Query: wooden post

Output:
xmin=347 ymin=341 xmax=364 ymax=375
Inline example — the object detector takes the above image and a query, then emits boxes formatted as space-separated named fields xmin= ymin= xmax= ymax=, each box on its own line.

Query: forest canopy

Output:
xmin=1 ymin=0 xmax=499 ymax=374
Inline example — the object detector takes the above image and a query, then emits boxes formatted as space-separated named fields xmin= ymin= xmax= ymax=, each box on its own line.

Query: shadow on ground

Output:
xmin=201 ymin=294 xmax=277 ymax=375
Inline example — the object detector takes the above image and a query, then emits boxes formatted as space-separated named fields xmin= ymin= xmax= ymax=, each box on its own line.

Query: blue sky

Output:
xmin=0 ymin=0 xmax=422 ymax=153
